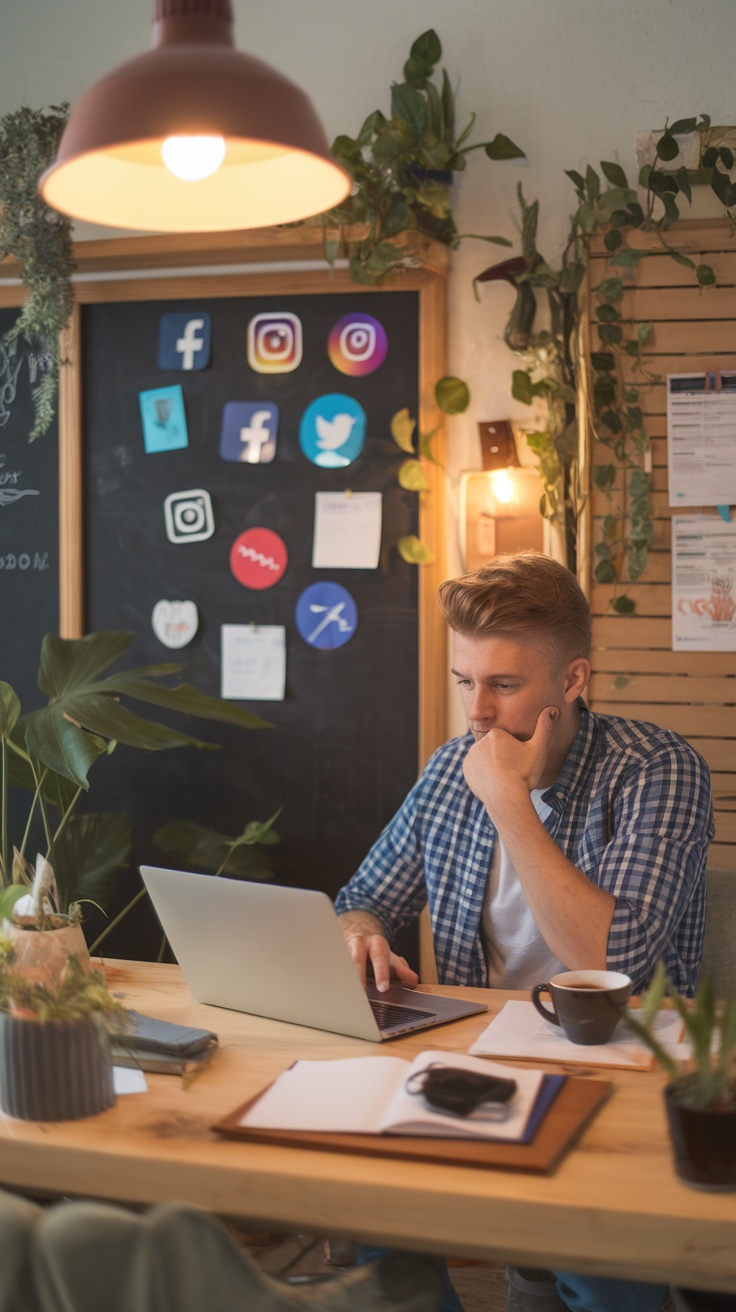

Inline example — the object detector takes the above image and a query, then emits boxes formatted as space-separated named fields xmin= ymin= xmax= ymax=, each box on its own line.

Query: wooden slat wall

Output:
xmin=586 ymin=219 xmax=736 ymax=869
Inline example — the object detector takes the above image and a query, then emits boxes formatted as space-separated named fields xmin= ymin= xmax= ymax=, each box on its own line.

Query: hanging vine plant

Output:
xmin=477 ymin=114 xmax=731 ymax=612
xmin=0 ymin=104 xmax=75 ymax=440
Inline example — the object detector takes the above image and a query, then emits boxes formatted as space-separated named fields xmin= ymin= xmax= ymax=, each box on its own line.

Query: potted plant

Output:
xmin=623 ymin=962 xmax=736 ymax=1190
xmin=322 ymin=29 xmax=523 ymax=283
xmin=0 ymin=630 xmax=280 ymax=954
xmin=0 ymin=103 xmax=74 ymax=440
xmin=0 ymin=933 xmax=127 ymax=1120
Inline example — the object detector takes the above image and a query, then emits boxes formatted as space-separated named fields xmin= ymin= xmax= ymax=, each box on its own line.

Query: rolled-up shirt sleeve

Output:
xmin=596 ymin=741 xmax=713 ymax=994
xmin=334 ymin=785 xmax=429 ymax=942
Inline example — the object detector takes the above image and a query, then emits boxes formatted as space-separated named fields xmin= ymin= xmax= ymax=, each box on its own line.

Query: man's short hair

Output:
xmin=438 ymin=552 xmax=592 ymax=665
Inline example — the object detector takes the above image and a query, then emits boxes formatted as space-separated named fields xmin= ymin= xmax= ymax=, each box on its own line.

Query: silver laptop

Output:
xmin=140 ymin=866 xmax=487 ymax=1042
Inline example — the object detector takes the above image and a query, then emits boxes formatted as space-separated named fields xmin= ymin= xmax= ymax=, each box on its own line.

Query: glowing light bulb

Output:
xmin=161 ymin=135 xmax=226 ymax=182
xmin=490 ymin=469 xmax=516 ymax=505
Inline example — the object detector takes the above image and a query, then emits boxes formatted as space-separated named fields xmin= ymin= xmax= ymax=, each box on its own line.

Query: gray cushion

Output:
xmin=700 ymin=868 xmax=736 ymax=998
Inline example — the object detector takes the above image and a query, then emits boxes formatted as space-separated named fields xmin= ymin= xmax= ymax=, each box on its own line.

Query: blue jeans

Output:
xmin=354 ymin=1247 xmax=668 ymax=1312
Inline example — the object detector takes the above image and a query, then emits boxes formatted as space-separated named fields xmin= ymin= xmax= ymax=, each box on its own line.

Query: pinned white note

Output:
xmin=312 ymin=492 xmax=382 ymax=570
xmin=221 ymin=624 xmax=286 ymax=701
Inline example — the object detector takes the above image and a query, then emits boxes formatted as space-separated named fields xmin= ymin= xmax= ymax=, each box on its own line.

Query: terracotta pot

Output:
xmin=0 ymin=1013 xmax=115 ymax=1121
xmin=664 ymin=1084 xmax=736 ymax=1191
xmin=6 ymin=923 xmax=91 ymax=984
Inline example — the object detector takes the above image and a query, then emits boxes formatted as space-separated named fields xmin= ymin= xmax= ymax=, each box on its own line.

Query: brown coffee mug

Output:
xmin=531 ymin=970 xmax=632 ymax=1045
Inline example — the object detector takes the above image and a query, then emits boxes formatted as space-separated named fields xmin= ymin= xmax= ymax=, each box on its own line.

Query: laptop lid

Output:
xmin=139 ymin=867 xmax=487 ymax=1042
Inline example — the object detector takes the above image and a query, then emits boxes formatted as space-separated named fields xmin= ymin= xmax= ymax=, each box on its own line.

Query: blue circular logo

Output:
xmin=295 ymin=582 xmax=358 ymax=650
xmin=299 ymin=394 xmax=367 ymax=468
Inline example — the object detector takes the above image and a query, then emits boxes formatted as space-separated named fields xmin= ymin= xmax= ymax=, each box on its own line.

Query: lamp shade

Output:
xmin=39 ymin=0 xmax=351 ymax=232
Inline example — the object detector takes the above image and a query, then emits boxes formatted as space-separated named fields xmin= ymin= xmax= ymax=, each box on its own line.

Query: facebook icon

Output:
xmin=219 ymin=401 xmax=279 ymax=464
xmin=158 ymin=312 xmax=212 ymax=371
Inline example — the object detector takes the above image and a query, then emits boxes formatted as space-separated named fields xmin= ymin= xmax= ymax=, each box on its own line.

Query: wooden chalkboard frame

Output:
xmin=0 ymin=226 xmax=449 ymax=771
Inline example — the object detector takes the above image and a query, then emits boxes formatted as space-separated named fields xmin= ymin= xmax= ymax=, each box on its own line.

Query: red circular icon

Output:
xmin=229 ymin=528 xmax=288 ymax=589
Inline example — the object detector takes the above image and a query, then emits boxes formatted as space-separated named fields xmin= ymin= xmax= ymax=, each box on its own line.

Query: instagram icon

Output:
xmin=327 ymin=313 xmax=387 ymax=376
xmin=247 ymin=312 xmax=302 ymax=373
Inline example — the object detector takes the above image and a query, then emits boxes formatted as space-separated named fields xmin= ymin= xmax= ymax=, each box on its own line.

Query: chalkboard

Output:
xmin=0 ymin=311 xmax=59 ymax=713
xmin=79 ymin=282 xmax=431 ymax=958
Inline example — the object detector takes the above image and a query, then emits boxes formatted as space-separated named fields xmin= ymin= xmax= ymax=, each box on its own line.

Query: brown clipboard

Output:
xmin=213 ymin=1075 xmax=612 ymax=1174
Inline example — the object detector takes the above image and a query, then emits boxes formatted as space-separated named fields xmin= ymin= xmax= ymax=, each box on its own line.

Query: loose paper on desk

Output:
xmin=672 ymin=515 xmax=736 ymax=651
xmin=239 ymin=1049 xmax=544 ymax=1141
xmin=468 ymin=1002 xmax=689 ymax=1071
xmin=113 ymin=1067 xmax=148 ymax=1094
xmin=221 ymin=624 xmax=286 ymax=701
xmin=312 ymin=492 xmax=382 ymax=569
xmin=666 ymin=372 xmax=736 ymax=507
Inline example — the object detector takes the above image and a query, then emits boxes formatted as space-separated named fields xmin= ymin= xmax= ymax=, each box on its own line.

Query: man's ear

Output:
xmin=563 ymin=657 xmax=590 ymax=702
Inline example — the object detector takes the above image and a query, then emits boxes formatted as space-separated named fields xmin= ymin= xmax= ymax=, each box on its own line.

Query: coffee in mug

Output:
xmin=531 ymin=970 xmax=632 ymax=1045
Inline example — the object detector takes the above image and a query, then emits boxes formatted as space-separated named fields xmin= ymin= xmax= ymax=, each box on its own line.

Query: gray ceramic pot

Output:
xmin=0 ymin=1013 xmax=115 ymax=1120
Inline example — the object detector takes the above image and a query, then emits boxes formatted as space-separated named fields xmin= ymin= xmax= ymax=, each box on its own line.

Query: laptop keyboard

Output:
xmin=370 ymin=999 xmax=436 ymax=1029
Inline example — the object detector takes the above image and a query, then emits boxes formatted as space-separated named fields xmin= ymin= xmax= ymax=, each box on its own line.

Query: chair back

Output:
xmin=700 ymin=868 xmax=736 ymax=998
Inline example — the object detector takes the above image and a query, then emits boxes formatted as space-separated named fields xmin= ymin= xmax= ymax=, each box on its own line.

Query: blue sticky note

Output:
xmin=295 ymin=581 xmax=358 ymax=650
xmin=139 ymin=385 xmax=189 ymax=454
xmin=717 ymin=505 xmax=732 ymax=523
xmin=220 ymin=402 xmax=279 ymax=463
xmin=158 ymin=312 xmax=212 ymax=371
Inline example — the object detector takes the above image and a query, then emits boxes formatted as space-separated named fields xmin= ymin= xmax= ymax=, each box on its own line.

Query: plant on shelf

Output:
xmin=0 ymin=104 xmax=75 ymax=440
xmin=0 ymin=631 xmax=280 ymax=954
xmin=390 ymin=374 xmax=471 ymax=565
xmin=622 ymin=961 xmax=736 ymax=1189
xmin=321 ymin=29 xmax=524 ymax=284
xmin=476 ymin=114 xmax=729 ymax=603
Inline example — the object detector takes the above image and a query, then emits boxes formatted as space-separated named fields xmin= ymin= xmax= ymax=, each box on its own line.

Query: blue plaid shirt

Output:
xmin=335 ymin=706 xmax=714 ymax=995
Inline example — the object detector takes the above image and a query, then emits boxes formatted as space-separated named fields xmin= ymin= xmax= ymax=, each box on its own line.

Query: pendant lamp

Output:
xmin=39 ymin=0 xmax=351 ymax=233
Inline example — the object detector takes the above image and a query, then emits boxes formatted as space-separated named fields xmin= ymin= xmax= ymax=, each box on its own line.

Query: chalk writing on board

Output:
xmin=0 ymin=552 xmax=49 ymax=570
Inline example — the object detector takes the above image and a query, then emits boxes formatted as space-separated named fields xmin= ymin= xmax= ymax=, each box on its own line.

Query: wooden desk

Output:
xmin=1 ymin=961 xmax=734 ymax=1295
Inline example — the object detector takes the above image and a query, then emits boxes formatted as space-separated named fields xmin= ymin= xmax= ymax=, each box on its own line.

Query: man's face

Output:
xmin=452 ymin=630 xmax=585 ymax=743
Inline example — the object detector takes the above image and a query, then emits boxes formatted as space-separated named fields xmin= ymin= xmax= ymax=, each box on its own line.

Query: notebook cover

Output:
xmin=213 ymin=1073 xmax=612 ymax=1174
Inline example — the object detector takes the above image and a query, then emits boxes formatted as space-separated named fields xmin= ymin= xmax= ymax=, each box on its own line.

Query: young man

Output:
xmin=335 ymin=552 xmax=713 ymax=1312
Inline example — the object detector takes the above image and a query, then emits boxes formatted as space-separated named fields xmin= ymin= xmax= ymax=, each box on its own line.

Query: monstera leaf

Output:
xmin=52 ymin=812 xmax=133 ymax=912
xmin=154 ymin=811 xmax=281 ymax=882
xmin=23 ymin=632 xmax=271 ymax=790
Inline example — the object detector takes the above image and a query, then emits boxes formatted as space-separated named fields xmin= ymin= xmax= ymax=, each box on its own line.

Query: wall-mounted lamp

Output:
xmin=39 ymin=0 xmax=351 ymax=233
xmin=458 ymin=420 xmax=544 ymax=569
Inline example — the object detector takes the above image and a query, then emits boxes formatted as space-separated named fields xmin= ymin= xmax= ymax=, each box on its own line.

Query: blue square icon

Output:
xmin=158 ymin=312 xmax=212 ymax=371
xmin=219 ymin=402 xmax=279 ymax=463
xmin=139 ymin=385 xmax=189 ymax=454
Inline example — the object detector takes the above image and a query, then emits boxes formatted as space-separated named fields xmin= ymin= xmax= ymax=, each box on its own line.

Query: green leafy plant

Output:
xmin=0 ymin=104 xmax=75 ymax=440
xmin=623 ymin=961 xmax=736 ymax=1110
xmin=322 ymin=30 xmax=524 ymax=284
xmin=0 ymin=632 xmax=279 ymax=942
xmin=390 ymin=375 xmax=471 ymax=565
xmin=0 ymin=934 xmax=128 ymax=1031
xmin=476 ymin=115 xmax=727 ymax=604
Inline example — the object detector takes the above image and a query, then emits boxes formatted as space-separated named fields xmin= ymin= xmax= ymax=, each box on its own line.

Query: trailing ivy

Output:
xmin=477 ymin=115 xmax=729 ymax=610
xmin=0 ymin=104 xmax=75 ymax=440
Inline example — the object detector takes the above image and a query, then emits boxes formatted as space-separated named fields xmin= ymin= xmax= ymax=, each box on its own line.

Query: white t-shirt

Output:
xmin=481 ymin=788 xmax=567 ymax=989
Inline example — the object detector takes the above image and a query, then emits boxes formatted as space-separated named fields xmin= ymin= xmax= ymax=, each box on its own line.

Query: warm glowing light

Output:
xmin=490 ymin=469 xmax=516 ymax=504
xmin=162 ymin=135 xmax=226 ymax=181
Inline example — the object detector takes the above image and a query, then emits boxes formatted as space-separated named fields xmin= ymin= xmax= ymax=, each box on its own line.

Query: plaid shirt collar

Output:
xmin=541 ymin=702 xmax=601 ymax=814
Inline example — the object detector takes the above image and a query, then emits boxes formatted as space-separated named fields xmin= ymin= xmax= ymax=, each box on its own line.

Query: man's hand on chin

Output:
xmin=463 ymin=705 xmax=560 ymax=813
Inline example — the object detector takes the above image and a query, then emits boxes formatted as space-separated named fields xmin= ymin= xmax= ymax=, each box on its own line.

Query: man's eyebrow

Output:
xmin=450 ymin=668 xmax=522 ymax=680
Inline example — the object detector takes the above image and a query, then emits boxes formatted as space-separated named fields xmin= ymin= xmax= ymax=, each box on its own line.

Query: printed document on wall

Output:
xmin=666 ymin=372 xmax=736 ymax=507
xmin=672 ymin=516 xmax=736 ymax=651
xmin=221 ymin=624 xmax=286 ymax=700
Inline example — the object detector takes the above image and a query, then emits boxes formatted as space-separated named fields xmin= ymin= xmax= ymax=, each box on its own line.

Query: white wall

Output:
xmin=3 ymin=0 xmax=735 ymax=731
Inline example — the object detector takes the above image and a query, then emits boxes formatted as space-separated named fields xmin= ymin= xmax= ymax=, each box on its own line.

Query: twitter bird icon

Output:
xmin=300 ymin=393 xmax=367 ymax=468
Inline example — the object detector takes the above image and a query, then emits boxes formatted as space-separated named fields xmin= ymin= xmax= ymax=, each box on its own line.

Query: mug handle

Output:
xmin=531 ymin=983 xmax=560 ymax=1026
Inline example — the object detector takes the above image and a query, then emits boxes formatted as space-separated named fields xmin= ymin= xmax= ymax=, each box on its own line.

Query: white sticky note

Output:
xmin=221 ymin=624 xmax=286 ymax=701
xmin=312 ymin=492 xmax=382 ymax=570
xmin=113 ymin=1066 xmax=148 ymax=1094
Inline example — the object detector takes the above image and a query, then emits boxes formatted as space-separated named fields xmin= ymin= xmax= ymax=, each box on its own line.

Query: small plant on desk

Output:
xmin=622 ymin=961 xmax=736 ymax=1190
